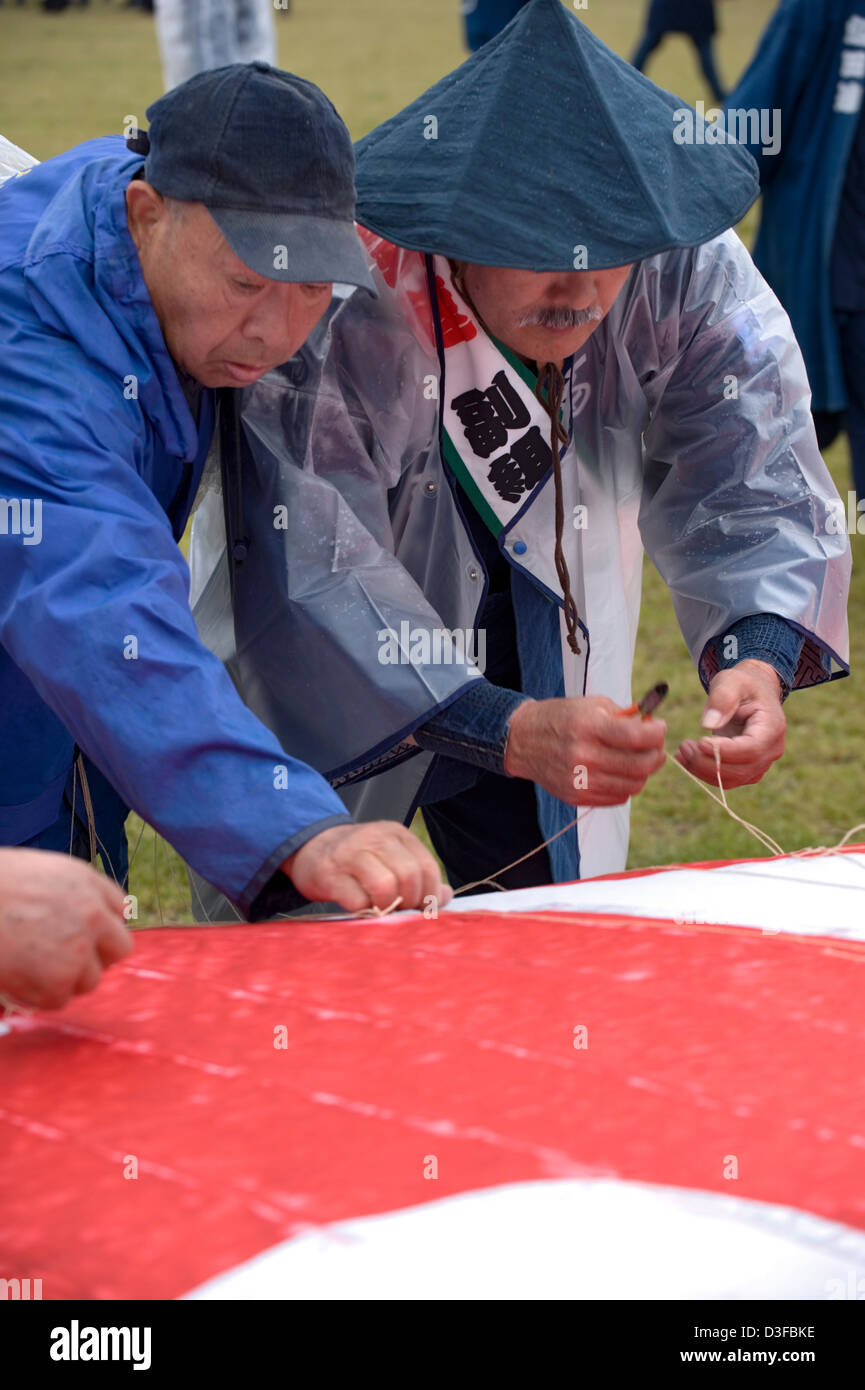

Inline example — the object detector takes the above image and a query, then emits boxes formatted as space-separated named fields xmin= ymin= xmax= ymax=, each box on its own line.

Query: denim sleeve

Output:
xmin=414 ymin=678 xmax=530 ymax=775
xmin=699 ymin=612 xmax=805 ymax=700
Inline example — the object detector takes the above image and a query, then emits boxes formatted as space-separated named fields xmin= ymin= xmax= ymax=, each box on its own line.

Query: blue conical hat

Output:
xmin=355 ymin=0 xmax=758 ymax=269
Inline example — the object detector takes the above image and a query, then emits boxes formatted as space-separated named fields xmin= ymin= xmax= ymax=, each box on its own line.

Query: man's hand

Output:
xmin=504 ymin=696 xmax=667 ymax=806
xmin=676 ymin=660 xmax=786 ymax=788
xmin=283 ymin=822 xmax=452 ymax=914
xmin=0 ymin=849 xmax=132 ymax=1011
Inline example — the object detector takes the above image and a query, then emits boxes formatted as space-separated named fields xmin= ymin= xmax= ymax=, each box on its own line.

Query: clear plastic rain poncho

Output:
xmin=190 ymin=228 xmax=851 ymax=910
xmin=0 ymin=136 xmax=38 ymax=187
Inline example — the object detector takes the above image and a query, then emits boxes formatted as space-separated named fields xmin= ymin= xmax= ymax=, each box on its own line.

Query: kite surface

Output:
xmin=2 ymin=848 xmax=864 ymax=1300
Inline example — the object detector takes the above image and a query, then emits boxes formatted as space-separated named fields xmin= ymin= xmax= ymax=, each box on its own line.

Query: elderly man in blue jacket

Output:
xmin=0 ymin=63 xmax=452 ymax=927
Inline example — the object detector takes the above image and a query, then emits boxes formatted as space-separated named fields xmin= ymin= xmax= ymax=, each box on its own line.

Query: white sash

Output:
xmin=436 ymin=255 xmax=564 ymax=538
xmin=433 ymin=256 xmax=636 ymax=879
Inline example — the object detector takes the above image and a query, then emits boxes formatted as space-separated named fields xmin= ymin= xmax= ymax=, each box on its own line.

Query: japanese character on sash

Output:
xmin=487 ymin=425 xmax=552 ymax=503
xmin=451 ymin=370 xmax=531 ymax=458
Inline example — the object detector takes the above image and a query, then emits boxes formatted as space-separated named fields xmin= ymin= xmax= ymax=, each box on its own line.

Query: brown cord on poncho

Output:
xmin=535 ymin=362 xmax=581 ymax=655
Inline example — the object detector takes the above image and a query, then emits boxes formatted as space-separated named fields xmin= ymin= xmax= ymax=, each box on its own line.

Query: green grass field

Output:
xmin=1 ymin=0 xmax=860 ymax=923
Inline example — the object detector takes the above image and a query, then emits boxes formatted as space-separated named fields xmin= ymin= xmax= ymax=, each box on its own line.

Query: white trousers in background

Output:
xmin=155 ymin=0 xmax=277 ymax=92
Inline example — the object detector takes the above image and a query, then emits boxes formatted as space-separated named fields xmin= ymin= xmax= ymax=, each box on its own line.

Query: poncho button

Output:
xmin=512 ymin=540 xmax=527 ymax=555
xmin=467 ymin=565 xmax=479 ymax=582
xmin=423 ymin=481 xmax=437 ymax=496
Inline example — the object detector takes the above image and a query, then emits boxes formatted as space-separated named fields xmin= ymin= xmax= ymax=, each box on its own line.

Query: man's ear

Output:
xmin=125 ymin=180 xmax=169 ymax=251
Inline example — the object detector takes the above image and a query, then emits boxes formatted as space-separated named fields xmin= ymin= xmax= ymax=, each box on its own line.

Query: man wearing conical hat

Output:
xmin=191 ymin=1 xmax=850 ymax=909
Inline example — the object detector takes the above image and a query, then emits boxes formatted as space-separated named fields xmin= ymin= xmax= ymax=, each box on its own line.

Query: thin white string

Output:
xmin=667 ymin=738 xmax=785 ymax=858
xmin=374 ymin=739 xmax=865 ymax=918
xmin=56 ymin=736 xmax=865 ymax=935
xmin=454 ymin=808 xmax=592 ymax=898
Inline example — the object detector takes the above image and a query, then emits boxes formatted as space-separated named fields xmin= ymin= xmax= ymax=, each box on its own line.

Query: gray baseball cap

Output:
xmin=141 ymin=62 xmax=376 ymax=292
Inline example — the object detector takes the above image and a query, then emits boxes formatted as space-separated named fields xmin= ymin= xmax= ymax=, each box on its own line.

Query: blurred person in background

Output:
xmin=461 ymin=0 xmax=531 ymax=50
xmin=727 ymin=0 xmax=865 ymax=500
xmin=632 ymin=0 xmax=726 ymax=102
xmin=155 ymin=0 xmax=276 ymax=91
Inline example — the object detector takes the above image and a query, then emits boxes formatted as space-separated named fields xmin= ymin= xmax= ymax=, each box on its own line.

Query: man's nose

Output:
xmin=542 ymin=272 xmax=599 ymax=306
xmin=241 ymin=286 xmax=307 ymax=353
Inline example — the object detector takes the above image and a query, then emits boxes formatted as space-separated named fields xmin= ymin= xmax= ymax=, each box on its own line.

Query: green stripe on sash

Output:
xmin=490 ymin=334 xmax=541 ymax=395
xmin=441 ymin=429 xmax=504 ymax=538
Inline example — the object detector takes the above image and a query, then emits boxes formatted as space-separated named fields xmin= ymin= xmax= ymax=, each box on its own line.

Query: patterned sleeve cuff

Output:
xmin=699 ymin=613 xmax=805 ymax=701
xmin=414 ymin=678 xmax=530 ymax=776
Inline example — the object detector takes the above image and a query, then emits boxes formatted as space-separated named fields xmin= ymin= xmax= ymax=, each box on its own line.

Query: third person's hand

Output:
xmin=283 ymin=821 xmax=452 ymax=915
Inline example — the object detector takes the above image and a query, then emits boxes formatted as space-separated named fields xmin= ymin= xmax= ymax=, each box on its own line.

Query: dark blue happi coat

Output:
xmin=728 ymin=0 xmax=865 ymax=412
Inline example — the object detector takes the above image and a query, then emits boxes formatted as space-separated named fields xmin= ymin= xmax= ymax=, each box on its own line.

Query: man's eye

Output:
xmin=233 ymin=279 xmax=261 ymax=294
xmin=301 ymin=282 xmax=330 ymax=295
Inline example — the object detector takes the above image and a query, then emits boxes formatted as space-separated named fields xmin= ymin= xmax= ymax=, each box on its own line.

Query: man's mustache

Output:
xmin=518 ymin=303 xmax=603 ymax=329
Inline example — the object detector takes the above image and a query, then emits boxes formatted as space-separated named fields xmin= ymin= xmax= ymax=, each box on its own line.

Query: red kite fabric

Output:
xmin=2 ymin=848 xmax=865 ymax=1300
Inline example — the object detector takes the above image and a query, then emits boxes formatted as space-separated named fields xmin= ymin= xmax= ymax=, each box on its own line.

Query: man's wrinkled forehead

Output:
xmin=163 ymin=197 xmax=260 ymax=274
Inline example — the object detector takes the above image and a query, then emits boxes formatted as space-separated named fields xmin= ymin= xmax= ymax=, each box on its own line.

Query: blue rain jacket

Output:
xmin=0 ymin=136 xmax=353 ymax=918
xmin=727 ymin=0 xmax=864 ymax=412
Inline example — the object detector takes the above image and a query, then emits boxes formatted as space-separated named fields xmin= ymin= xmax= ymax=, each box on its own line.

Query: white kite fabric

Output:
xmin=332 ymin=842 xmax=865 ymax=940
xmin=450 ymin=848 xmax=865 ymax=939
xmin=186 ymin=1178 xmax=865 ymax=1302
